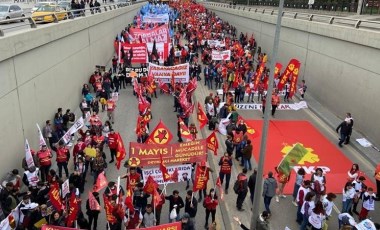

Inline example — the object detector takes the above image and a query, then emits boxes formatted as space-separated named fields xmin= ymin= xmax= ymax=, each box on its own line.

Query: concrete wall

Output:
xmin=0 ymin=3 xmax=143 ymax=176
xmin=204 ymin=3 xmax=380 ymax=143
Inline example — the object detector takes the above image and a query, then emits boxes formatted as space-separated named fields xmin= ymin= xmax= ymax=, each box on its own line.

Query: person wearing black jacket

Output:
xmin=336 ymin=120 xmax=351 ymax=147
xmin=345 ymin=113 xmax=354 ymax=144
xmin=248 ymin=169 xmax=257 ymax=204
xmin=86 ymin=192 xmax=101 ymax=230
xmin=165 ymin=190 xmax=184 ymax=221
xmin=225 ymin=135 xmax=234 ymax=156
xmin=184 ymin=190 xmax=198 ymax=224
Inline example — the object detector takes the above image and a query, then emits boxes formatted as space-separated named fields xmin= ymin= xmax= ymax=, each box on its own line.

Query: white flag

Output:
xmin=25 ymin=139 xmax=35 ymax=169
xmin=36 ymin=123 xmax=46 ymax=148
xmin=61 ymin=179 xmax=70 ymax=198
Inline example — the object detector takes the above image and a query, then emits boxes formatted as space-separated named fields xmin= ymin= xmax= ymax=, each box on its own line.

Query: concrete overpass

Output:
xmin=0 ymin=1 xmax=379 ymax=177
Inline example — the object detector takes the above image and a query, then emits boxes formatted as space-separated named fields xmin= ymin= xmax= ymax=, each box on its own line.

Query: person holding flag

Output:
xmin=152 ymin=188 xmax=165 ymax=225
xmin=37 ymin=145 xmax=52 ymax=182
xmin=108 ymin=129 xmax=118 ymax=163
xmin=165 ymin=190 xmax=185 ymax=222
xmin=219 ymin=152 xmax=233 ymax=194
xmin=86 ymin=191 xmax=101 ymax=230
xmin=122 ymin=167 xmax=142 ymax=191
xmin=56 ymin=141 xmax=70 ymax=179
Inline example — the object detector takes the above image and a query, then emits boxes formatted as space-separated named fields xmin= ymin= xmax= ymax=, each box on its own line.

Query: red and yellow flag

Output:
xmin=143 ymin=175 xmax=159 ymax=195
xmin=206 ymin=131 xmax=219 ymax=155
xmin=254 ymin=62 xmax=266 ymax=91
xmin=146 ymin=120 xmax=173 ymax=145
xmin=115 ymin=132 xmax=126 ymax=170
xmin=178 ymin=117 xmax=193 ymax=141
xmin=159 ymin=153 xmax=171 ymax=182
xmin=170 ymin=168 xmax=179 ymax=182
xmin=66 ymin=193 xmax=79 ymax=227
xmin=48 ymin=183 xmax=63 ymax=211
xmin=277 ymin=59 xmax=301 ymax=91
xmin=88 ymin=191 xmax=101 ymax=211
xmin=193 ymin=165 xmax=209 ymax=192
xmin=197 ymin=102 xmax=208 ymax=129
xmin=124 ymin=188 xmax=134 ymax=212
xmin=153 ymin=188 xmax=163 ymax=208
xmin=103 ymin=194 xmax=117 ymax=224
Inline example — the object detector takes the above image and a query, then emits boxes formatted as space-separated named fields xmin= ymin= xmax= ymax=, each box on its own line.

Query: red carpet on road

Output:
xmin=245 ymin=120 xmax=375 ymax=194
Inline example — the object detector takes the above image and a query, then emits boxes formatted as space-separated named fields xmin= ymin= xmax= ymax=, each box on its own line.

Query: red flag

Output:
xmin=88 ymin=191 xmax=101 ymax=211
xmin=103 ymin=194 xmax=117 ymax=224
xmin=124 ymin=188 xmax=134 ymax=212
xmin=115 ymin=133 xmax=126 ymax=170
xmin=170 ymin=168 xmax=179 ymax=182
xmin=186 ymin=77 xmax=197 ymax=94
xmin=48 ymin=183 xmax=63 ymax=211
xmin=138 ymin=94 xmax=151 ymax=113
xmin=206 ymin=131 xmax=219 ymax=155
xmin=133 ymin=80 xmax=141 ymax=96
xmin=159 ymin=153 xmax=171 ymax=182
xmin=253 ymin=62 xmax=266 ymax=91
xmin=158 ymin=79 xmax=170 ymax=94
xmin=146 ymin=120 xmax=173 ymax=145
xmin=216 ymin=177 xmax=224 ymax=200
xmin=178 ymin=117 xmax=193 ymax=141
xmin=278 ymin=59 xmax=300 ymax=91
xmin=94 ymin=171 xmax=108 ymax=192
xmin=153 ymin=189 xmax=163 ymax=208
xmin=288 ymin=61 xmax=301 ymax=98
xmin=66 ymin=192 xmax=79 ymax=227
xmin=143 ymin=175 xmax=159 ymax=195
xmin=193 ymin=165 xmax=209 ymax=192
xmin=197 ymin=102 xmax=208 ymax=129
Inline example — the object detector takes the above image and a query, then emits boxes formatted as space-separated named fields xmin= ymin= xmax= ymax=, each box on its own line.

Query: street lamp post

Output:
xmin=249 ymin=0 xmax=285 ymax=228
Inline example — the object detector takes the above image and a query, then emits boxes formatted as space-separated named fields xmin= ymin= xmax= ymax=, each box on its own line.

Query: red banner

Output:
xmin=88 ymin=191 xmax=100 ymax=211
xmin=193 ymin=165 xmax=209 ymax=192
xmin=66 ymin=193 xmax=79 ymax=227
xmin=129 ymin=25 xmax=170 ymax=43
xmin=131 ymin=222 xmax=182 ymax=230
xmin=103 ymin=194 xmax=117 ymax=224
xmin=254 ymin=62 xmax=266 ymax=91
xmin=122 ymin=43 xmax=148 ymax=64
xmin=48 ymin=183 xmax=63 ymax=211
xmin=115 ymin=132 xmax=126 ymax=170
xmin=197 ymin=102 xmax=208 ymax=129
xmin=128 ymin=139 xmax=207 ymax=167
xmin=206 ymin=131 xmax=219 ymax=155
xmin=289 ymin=62 xmax=301 ymax=98
xmin=146 ymin=120 xmax=173 ymax=145
xmin=277 ymin=59 xmax=301 ymax=91
xmin=42 ymin=225 xmax=86 ymax=230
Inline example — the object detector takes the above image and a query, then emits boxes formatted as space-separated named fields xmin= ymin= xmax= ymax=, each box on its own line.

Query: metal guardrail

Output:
xmin=204 ymin=2 xmax=380 ymax=30
xmin=0 ymin=2 xmax=133 ymax=36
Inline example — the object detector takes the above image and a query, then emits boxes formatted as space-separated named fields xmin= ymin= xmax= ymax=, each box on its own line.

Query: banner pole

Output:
xmin=190 ymin=192 xmax=193 ymax=206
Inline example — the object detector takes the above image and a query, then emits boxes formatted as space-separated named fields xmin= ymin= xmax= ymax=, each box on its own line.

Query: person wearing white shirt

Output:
xmin=359 ymin=188 xmax=377 ymax=221
xmin=300 ymin=192 xmax=316 ymax=230
xmin=347 ymin=163 xmax=359 ymax=182
xmin=322 ymin=193 xmax=336 ymax=229
xmin=342 ymin=182 xmax=356 ymax=213
xmin=308 ymin=201 xmax=326 ymax=230
xmin=338 ymin=213 xmax=356 ymax=229
xmin=352 ymin=176 xmax=366 ymax=215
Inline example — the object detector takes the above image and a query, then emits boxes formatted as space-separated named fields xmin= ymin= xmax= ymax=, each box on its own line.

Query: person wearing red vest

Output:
xmin=122 ymin=167 xmax=141 ymax=191
xmin=232 ymin=129 xmax=244 ymax=161
xmin=219 ymin=152 xmax=233 ymax=194
xmin=73 ymin=138 xmax=85 ymax=165
xmin=56 ymin=142 xmax=70 ymax=178
xmin=37 ymin=145 xmax=52 ymax=182
xmin=106 ymin=99 xmax=116 ymax=124
xmin=108 ymin=129 xmax=118 ymax=163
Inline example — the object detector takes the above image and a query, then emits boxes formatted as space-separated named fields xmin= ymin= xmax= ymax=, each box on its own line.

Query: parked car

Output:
xmin=0 ymin=4 xmax=25 ymax=21
xmin=31 ymin=5 xmax=68 ymax=23
xmin=58 ymin=1 xmax=71 ymax=11
xmin=31 ymin=2 xmax=55 ymax=13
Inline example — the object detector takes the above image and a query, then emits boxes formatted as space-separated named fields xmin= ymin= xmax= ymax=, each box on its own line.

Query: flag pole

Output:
xmin=190 ymin=192 xmax=194 ymax=206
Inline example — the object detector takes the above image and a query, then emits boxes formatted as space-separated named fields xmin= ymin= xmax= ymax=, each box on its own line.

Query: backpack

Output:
xmin=233 ymin=180 xmax=241 ymax=194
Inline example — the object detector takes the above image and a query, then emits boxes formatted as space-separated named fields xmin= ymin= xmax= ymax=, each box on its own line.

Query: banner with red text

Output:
xmin=147 ymin=42 xmax=170 ymax=64
xmin=122 ymin=43 xmax=148 ymax=64
xmin=131 ymin=222 xmax=182 ymax=230
xmin=128 ymin=140 xmax=207 ymax=167
xmin=148 ymin=62 xmax=190 ymax=83
xmin=211 ymin=50 xmax=231 ymax=61
xmin=277 ymin=59 xmax=301 ymax=91
xmin=41 ymin=225 xmax=86 ymax=230
xmin=129 ymin=25 xmax=170 ymax=43
xmin=142 ymin=164 xmax=192 ymax=185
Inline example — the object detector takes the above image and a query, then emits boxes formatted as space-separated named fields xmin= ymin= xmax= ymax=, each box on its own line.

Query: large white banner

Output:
xmin=142 ymin=164 xmax=192 ymax=185
xmin=207 ymin=39 xmax=225 ymax=47
xmin=231 ymin=101 xmax=308 ymax=111
xmin=148 ymin=62 xmax=190 ymax=83
xmin=147 ymin=42 xmax=171 ymax=64
xmin=212 ymin=50 xmax=231 ymax=61
xmin=143 ymin=13 xmax=170 ymax=23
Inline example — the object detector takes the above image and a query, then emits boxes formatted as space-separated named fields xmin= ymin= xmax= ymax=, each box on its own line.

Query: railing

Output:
xmin=204 ymin=2 xmax=380 ymax=30
xmin=0 ymin=2 xmax=134 ymax=37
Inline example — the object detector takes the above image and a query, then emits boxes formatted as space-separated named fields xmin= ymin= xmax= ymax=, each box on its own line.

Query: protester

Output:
xmin=185 ymin=190 xmax=198 ymax=224
xmin=86 ymin=192 xmax=101 ymax=230
xmin=296 ymin=180 xmax=311 ymax=224
xmin=359 ymin=187 xmax=377 ymax=221
xmin=218 ymin=152 xmax=233 ymax=194
xmin=234 ymin=168 xmax=248 ymax=211
xmin=292 ymin=168 xmax=306 ymax=206
xmin=262 ymin=171 xmax=277 ymax=214
xmin=248 ymin=169 xmax=257 ymax=204
xmin=165 ymin=190 xmax=184 ymax=222
xmin=300 ymin=192 xmax=316 ymax=230
xmin=336 ymin=119 xmax=352 ymax=147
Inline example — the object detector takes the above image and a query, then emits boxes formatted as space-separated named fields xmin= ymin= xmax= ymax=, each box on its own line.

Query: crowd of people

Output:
xmin=1 ymin=0 xmax=380 ymax=230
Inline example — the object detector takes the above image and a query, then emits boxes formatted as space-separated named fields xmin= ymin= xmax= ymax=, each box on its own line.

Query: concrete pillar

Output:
xmin=357 ymin=0 xmax=363 ymax=14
